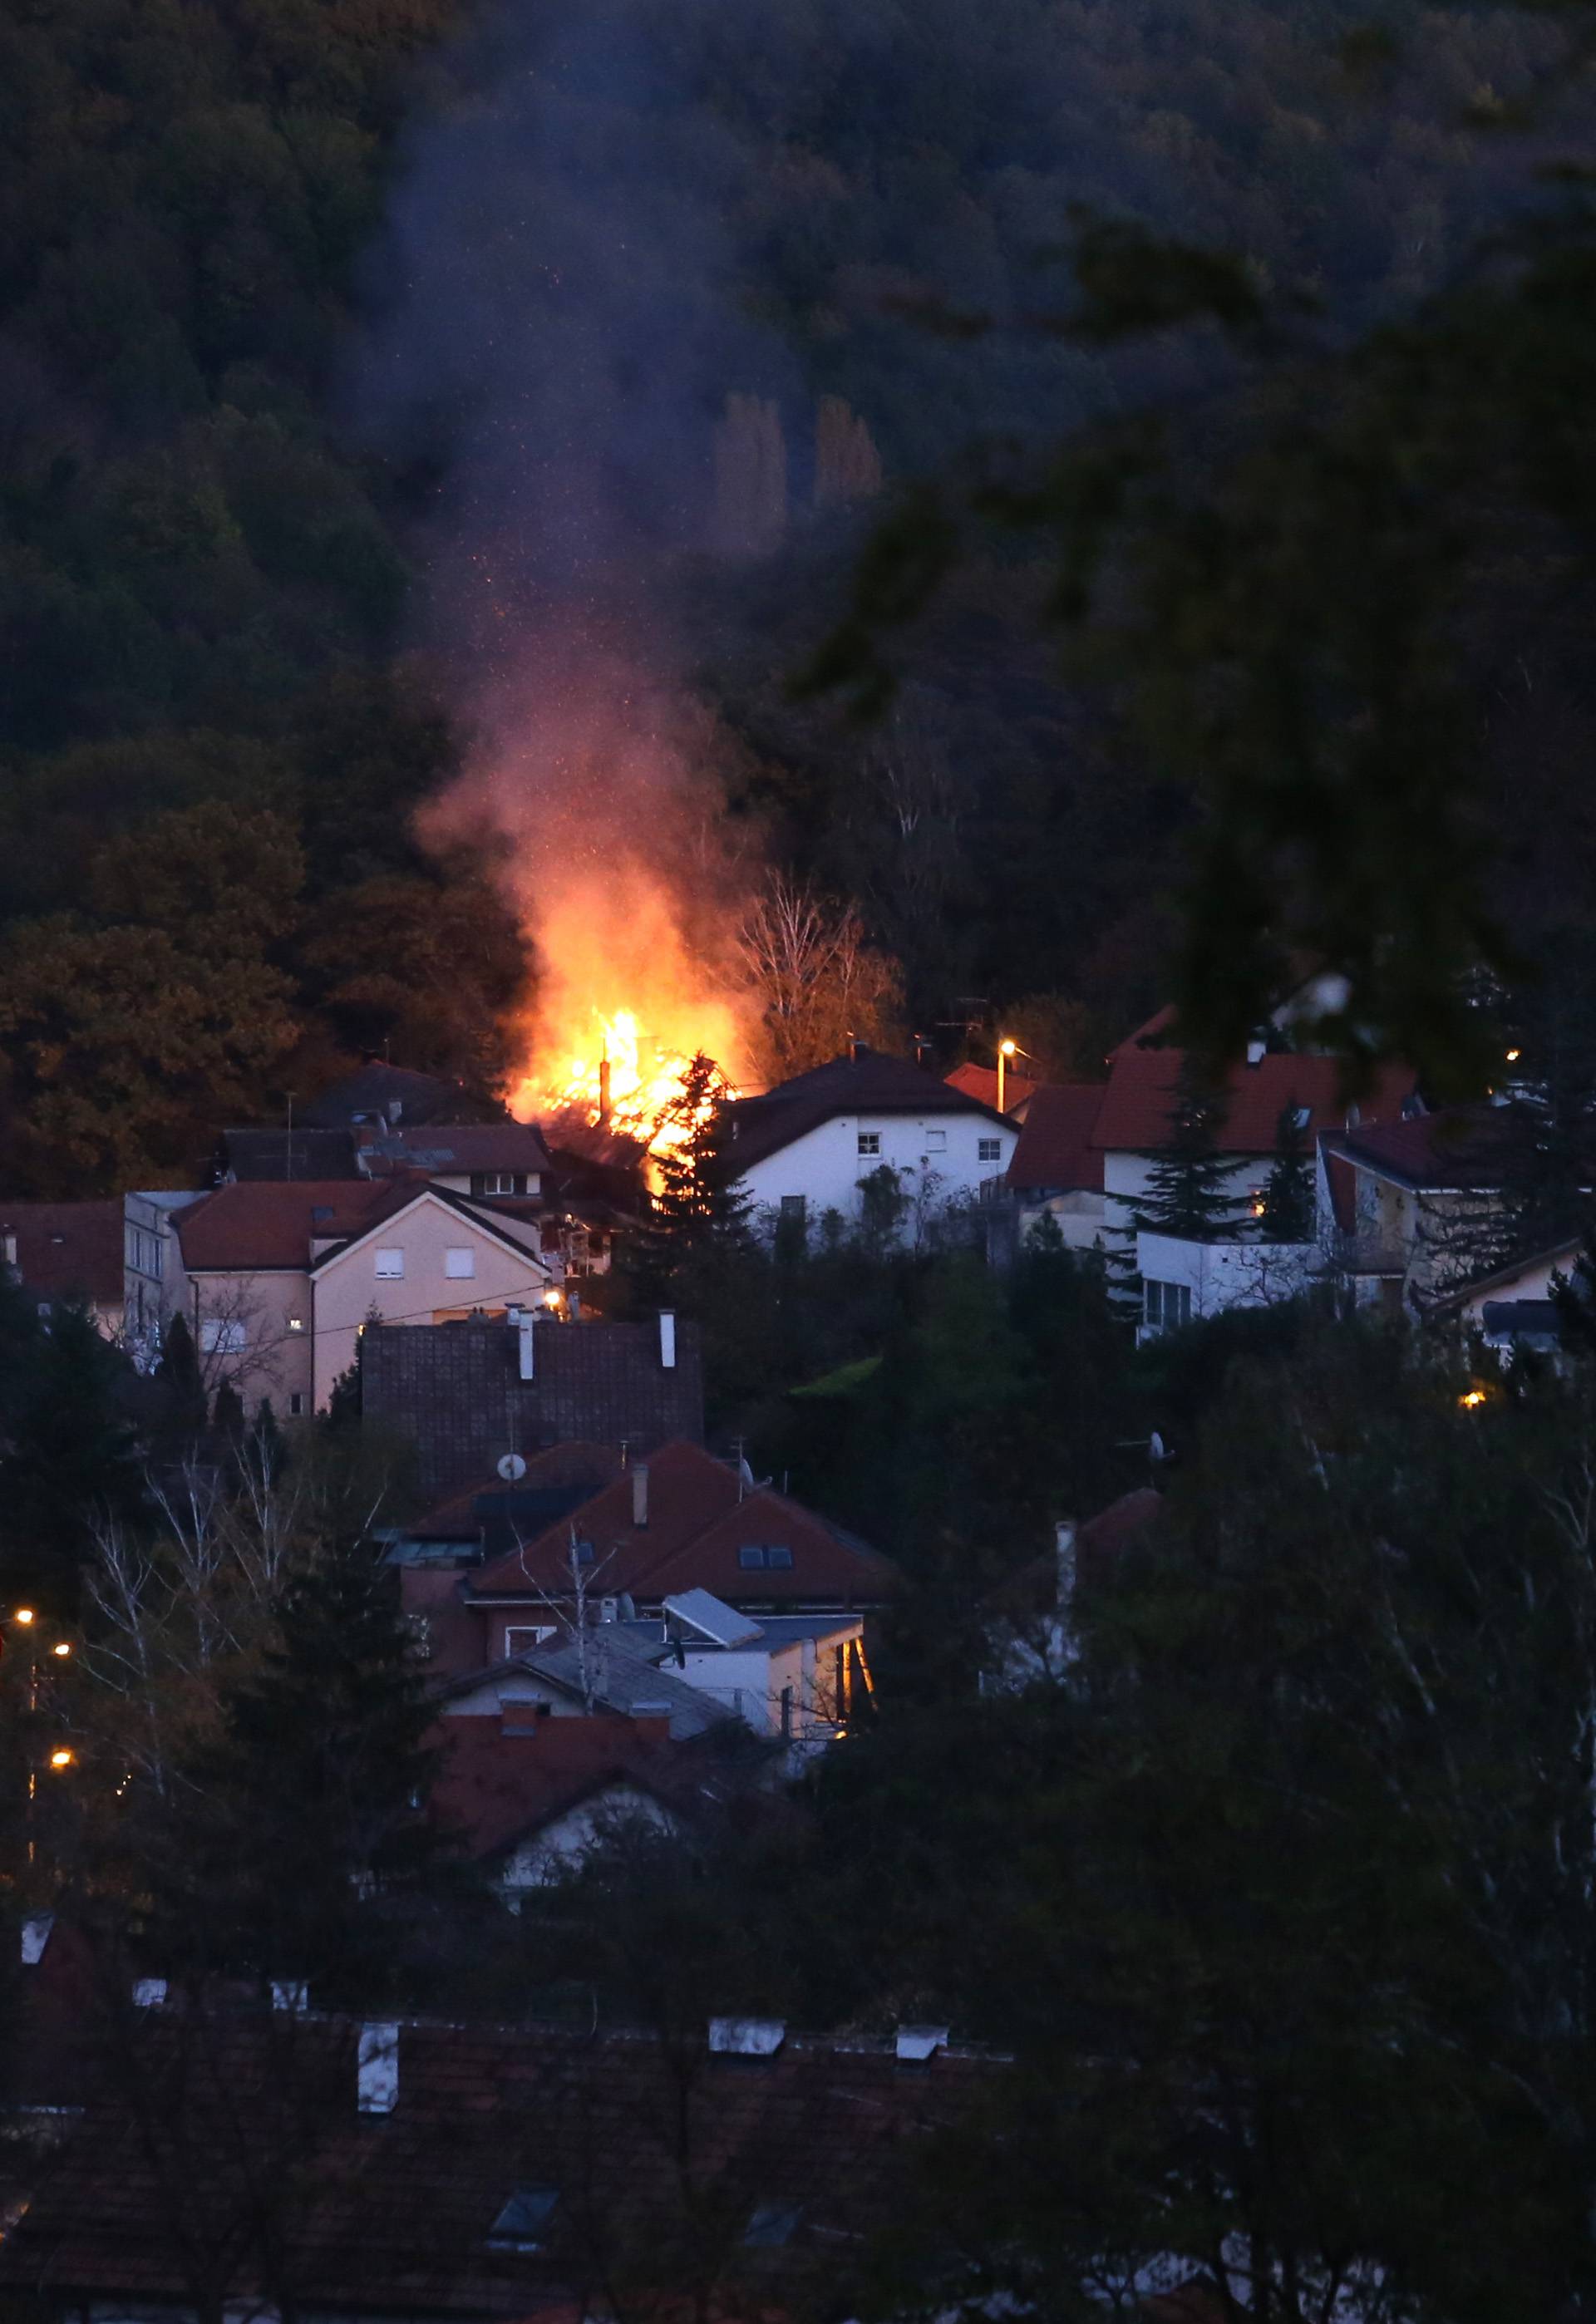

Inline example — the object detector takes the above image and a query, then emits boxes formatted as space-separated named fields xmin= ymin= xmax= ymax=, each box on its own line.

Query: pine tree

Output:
xmin=211 ymin=1379 xmax=246 ymax=1440
xmin=1131 ymin=1070 xmax=1250 ymax=1243
xmin=150 ymin=1538 xmax=456 ymax=2000
xmin=1259 ymin=1100 xmax=1317 ymax=1243
xmin=153 ymin=1311 xmax=207 ymax=1445
xmin=627 ymin=1054 xmax=751 ymax=1304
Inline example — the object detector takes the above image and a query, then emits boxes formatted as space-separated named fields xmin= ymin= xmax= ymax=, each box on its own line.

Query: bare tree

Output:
xmin=736 ymin=877 xmax=903 ymax=1083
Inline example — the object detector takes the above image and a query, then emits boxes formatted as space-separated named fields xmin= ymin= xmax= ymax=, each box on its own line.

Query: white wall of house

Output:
xmin=736 ymin=1112 xmax=1017 ymax=1238
xmin=1135 ymin=1228 xmax=1319 ymax=1336
xmin=1103 ymin=1152 xmax=1270 ymax=1239
xmin=501 ymin=1784 xmax=677 ymax=1893
xmin=309 ymin=1193 xmax=554 ymax=1410
xmin=675 ymin=1623 xmax=859 ymax=1745
xmin=1013 ymin=1189 xmax=1108 ymax=1253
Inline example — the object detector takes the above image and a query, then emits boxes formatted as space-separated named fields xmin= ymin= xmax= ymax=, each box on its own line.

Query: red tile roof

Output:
xmin=0 ymin=2010 xmax=999 ymax=2318
xmin=469 ymin=1441 xmax=894 ymax=1611
xmin=1005 ymin=1084 xmax=1106 ymax=1192
xmin=1323 ymin=1104 xmax=1540 ymax=1192
xmin=0 ymin=1201 xmax=125 ymax=1305
xmin=175 ymin=1179 xmax=419 ymax=1272
xmin=431 ymin=1711 xmax=681 ymax=1859
xmin=944 ymin=1062 xmax=1038 ymax=1116
xmin=1092 ymin=1021 xmax=1416 ymax=1157
xmin=412 ymin=1446 xmax=626 ymax=1543
xmin=362 ymin=1124 xmax=554 ymax=1176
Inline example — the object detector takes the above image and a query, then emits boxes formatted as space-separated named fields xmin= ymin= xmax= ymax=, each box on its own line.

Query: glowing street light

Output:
xmin=12 ymin=1608 xmax=34 ymax=1626
xmin=1460 ymin=1389 xmax=1487 ymax=1410
xmin=48 ymin=1749 xmax=74 ymax=1770
xmin=52 ymin=1641 xmax=71 ymax=1658
xmin=997 ymin=1037 xmax=1017 ymax=1113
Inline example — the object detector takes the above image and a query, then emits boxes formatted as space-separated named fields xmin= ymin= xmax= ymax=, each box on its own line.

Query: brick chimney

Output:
xmin=658 ymin=1309 xmax=677 ymax=1369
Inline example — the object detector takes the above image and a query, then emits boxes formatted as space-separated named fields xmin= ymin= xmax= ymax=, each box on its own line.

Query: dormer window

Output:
xmin=487 ymin=2185 xmax=558 ymax=2252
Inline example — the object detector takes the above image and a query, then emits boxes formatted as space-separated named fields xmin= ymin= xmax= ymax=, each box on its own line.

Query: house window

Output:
xmin=738 ymin=1546 xmax=767 ymax=1570
xmin=444 ymin=1247 xmax=476 ymax=1279
xmin=374 ymin=1248 xmax=404 ymax=1279
xmin=925 ymin=1129 xmax=947 ymax=1153
xmin=125 ymin=1224 xmax=161 ymax=1278
xmin=200 ymin=1318 xmax=246 ymax=1354
xmin=288 ymin=1393 xmax=305 ymax=1417
xmin=574 ymin=1539 xmax=595 ymax=1564
xmin=766 ymin=1545 xmax=793 ymax=1570
xmin=857 ymin=1131 xmax=881 ymax=1157
xmin=1144 ymin=1278 xmax=1193 ymax=1332
xmin=780 ymin=1686 xmax=794 ymax=1739
xmin=978 ymin=1137 xmax=1002 ymax=1163
xmin=472 ymin=1172 xmax=527 ymax=1197
xmin=779 ymin=1194 xmax=806 ymax=1224
xmin=287 ymin=1315 xmax=306 ymax=1333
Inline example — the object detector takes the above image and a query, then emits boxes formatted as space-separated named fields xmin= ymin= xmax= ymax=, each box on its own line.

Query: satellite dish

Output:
xmin=496 ymin=1453 xmax=527 ymax=1484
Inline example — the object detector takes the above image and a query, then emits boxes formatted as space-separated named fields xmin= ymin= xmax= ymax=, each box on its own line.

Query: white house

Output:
xmin=658 ymin=1588 xmax=863 ymax=1751
xmin=725 ymin=1047 xmax=1017 ymax=1238
xmin=1134 ymin=1228 xmax=1320 ymax=1337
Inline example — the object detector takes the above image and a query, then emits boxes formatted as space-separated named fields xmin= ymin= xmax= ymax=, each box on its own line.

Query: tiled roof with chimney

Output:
xmin=0 ymin=1201 xmax=126 ymax=1306
xmin=402 ymin=1445 xmax=626 ymax=1549
xmin=726 ymin=1047 xmax=1008 ymax=1174
xmin=175 ymin=1179 xmax=421 ymax=1271
xmin=1091 ymin=1014 xmax=1417 ymax=1157
xmin=468 ymin=1441 xmax=894 ymax=1613
xmin=0 ymin=2009 xmax=999 ymax=2320
xmin=362 ymin=1319 xmax=705 ymax=1503
xmin=440 ymin=1635 xmax=736 ymax=1741
xmin=1005 ymin=1084 xmax=1106 ymax=1193
xmin=219 ymin=1127 xmax=365 ymax=1181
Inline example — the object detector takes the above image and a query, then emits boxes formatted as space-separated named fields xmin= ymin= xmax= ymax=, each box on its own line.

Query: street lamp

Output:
xmin=997 ymin=1038 xmax=1017 ymax=1114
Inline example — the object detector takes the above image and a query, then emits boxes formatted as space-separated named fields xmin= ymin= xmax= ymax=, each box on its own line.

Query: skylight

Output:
xmin=744 ymin=2201 xmax=804 ymax=2248
xmin=487 ymin=2184 xmax=559 ymax=2251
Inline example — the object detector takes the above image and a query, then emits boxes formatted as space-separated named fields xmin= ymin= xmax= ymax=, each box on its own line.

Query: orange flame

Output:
xmin=504 ymin=864 xmax=748 ymax=1159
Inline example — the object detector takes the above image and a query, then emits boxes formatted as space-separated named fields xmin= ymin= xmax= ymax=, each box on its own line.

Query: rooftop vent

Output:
xmin=709 ymin=2016 xmax=786 ymax=2058
xmin=487 ymin=2184 xmax=559 ymax=2252
xmin=895 ymin=2024 xmax=949 ymax=2063
xmin=744 ymin=2201 xmax=804 ymax=2248
xmin=357 ymin=2020 xmax=400 ymax=2115
xmin=20 ymin=1913 xmax=53 ymax=1966
xmin=132 ymin=1977 xmax=167 ymax=2009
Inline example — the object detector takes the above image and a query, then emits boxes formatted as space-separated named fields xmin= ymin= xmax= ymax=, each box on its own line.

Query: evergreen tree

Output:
xmin=1259 ymin=1100 xmax=1317 ymax=1242
xmin=152 ymin=1311 xmax=208 ymax=1446
xmin=0 ymin=1296 xmax=142 ymax=1613
xmin=626 ymin=1054 xmax=753 ymax=1307
xmin=147 ymin=1538 xmax=456 ymax=2001
xmin=1131 ymin=1070 xmax=1250 ymax=1243
xmin=211 ymin=1379 xmax=245 ymax=1441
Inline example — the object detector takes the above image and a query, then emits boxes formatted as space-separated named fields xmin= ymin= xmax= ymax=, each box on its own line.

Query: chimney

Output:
xmin=357 ymin=2021 xmax=400 ymax=2115
xmin=518 ymin=1316 xmax=536 ymax=1381
xmin=20 ymin=1913 xmax=53 ymax=1967
xmin=1245 ymin=1036 xmax=1267 ymax=1067
xmin=132 ymin=1977 xmax=167 ymax=2008
xmin=1055 ymin=1519 xmax=1077 ymax=1613
xmin=633 ymin=1463 xmax=650 ymax=1529
xmin=598 ymin=1055 xmax=612 ymax=1125
xmin=2 ymin=1231 xmax=15 ymax=1270
xmin=658 ymin=1309 xmax=677 ymax=1370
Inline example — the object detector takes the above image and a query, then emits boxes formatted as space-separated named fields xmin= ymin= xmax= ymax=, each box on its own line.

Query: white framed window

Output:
xmin=857 ymin=1131 xmax=881 ymax=1157
xmin=925 ymin=1129 xmax=947 ymax=1153
xmin=505 ymin=1624 xmax=559 ymax=1657
xmin=1144 ymin=1278 xmax=1192 ymax=1332
xmin=200 ymin=1318 xmax=246 ymax=1354
xmin=444 ymin=1247 xmax=476 ymax=1279
xmin=288 ymin=1392 xmax=305 ymax=1417
xmin=374 ymin=1248 xmax=405 ymax=1279
xmin=978 ymin=1137 xmax=1002 ymax=1163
